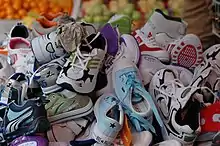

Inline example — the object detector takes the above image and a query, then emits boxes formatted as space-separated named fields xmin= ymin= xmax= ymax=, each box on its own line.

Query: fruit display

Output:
xmin=0 ymin=0 xmax=73 ymax=20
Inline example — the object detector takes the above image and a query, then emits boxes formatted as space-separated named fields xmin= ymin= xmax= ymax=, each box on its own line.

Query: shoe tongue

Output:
xmin=100 ymin=23 xmax=118 ymax=56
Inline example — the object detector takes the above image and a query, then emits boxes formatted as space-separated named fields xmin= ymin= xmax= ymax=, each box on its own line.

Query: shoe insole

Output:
xmin=133 ymin=99 xmax=149 ymax=114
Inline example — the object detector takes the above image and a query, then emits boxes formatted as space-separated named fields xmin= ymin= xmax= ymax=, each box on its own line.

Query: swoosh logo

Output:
xmin=7 ymin=107 xmax=31 ymax=121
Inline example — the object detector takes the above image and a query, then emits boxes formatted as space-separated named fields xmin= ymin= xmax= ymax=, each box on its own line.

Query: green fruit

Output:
xmin=132 ymin=11 xmax=141 ymax=21
xmin=83 ymin=16 xmax=93 ymax=23
xmin=93 ymin=16 xmax=104 ymax=23
xmin=123 ymin=3 xmax=135 ymax=16
xmin=104 ymin=10 xmax=111 ymax=17
xmin=92 ymin=5 xmax=103 ymax=15
xmin=103 ymin=15 xmax=110 ymax=22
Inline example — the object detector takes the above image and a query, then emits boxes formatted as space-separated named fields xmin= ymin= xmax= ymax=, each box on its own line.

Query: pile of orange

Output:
xmin=0 ymin=0 xmax=72 ymax=19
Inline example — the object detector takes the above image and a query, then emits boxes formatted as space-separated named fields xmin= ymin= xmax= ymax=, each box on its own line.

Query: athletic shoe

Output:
xmin=132 ymin=131 xmax=153 ymax=146
xmin=112 ymin=58 xmax=163 ymax=132
xmin=30 ymin=55 xmax=67 ymax=95
xmin=3 ymin=98 xmax=50 ymax=141
xmin=139 ymin=54 xmax=193 ymax=86
xmin=132 ymin=29 xmax=170 ymax=63
xmin=8 ymin=37 xmax=36 ymax=77
xmin=45 ymin=90 xmax=93 ymax=124
xmin=92 ymin=93 xmax=124 ymax=145
xmin=10 ymin=136 xmax=48 ymax=146
xmin=153 ymin=140 xmax=182 ymax=146
xmin=47 ymin=118 xmax=89 ymax=142
xmin=56 ymin=32 xmax=107 ymax=93
xmin=96 ymin=33 xmax=140 ymax=96
xmin=108 ymin=14 xmax=132 ymax=34
xmin=9 ymin=22 xmax=29 ymax=39
xmin=140 ymin=9 xmax=187 ymax=43
xmin=31 ymin=30 xmax=66 ymax=64
xmin=56 ymin=22 xmax=96 ymax=53
xmin=0 ymin=54 xmax=14 ymax=85
xmin=149 ymin=69 xmax=216 ymax=145
xmin=167 ymin=34 xmax=203 ymax=69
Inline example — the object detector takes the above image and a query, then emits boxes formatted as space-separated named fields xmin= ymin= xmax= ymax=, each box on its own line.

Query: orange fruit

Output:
xmin=38 ymin=2 xmax=48 ymax=13
xmin=14 ymin=14 xmax=20 ymax=19
xmin=6 ymin=7 xmax=15 ymax=15
xmin=0 ymin=11 xmax=6 ymax=18
xmin=29 ymin=1 xmax=37 ymax=8
xmin=18 ymin=9 xmax=27 ymax=17
xmin=3 ymin=0 xmax=11 ymax=4
xmin=51 ymin=6 xmax=62 ymax=13
xmin=12 ymin=1 xmax=22 ymax=10
xmin=32 ymin=8 xmax=41 ymax=14
xmin=22 ymin=2 xmax=30 ymax=10
xmin=6 ymin=14 xmax=13 ymax=19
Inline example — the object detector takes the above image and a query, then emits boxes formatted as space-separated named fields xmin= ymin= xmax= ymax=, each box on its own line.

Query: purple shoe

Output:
xmin=10 ymin=136 xmax=48 ymax=146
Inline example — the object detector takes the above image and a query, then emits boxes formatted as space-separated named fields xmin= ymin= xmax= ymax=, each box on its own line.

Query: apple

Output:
xmin=93 ymin=16 xmax=104 ymax=23
xmin=123 ymin=3 xmax=135 ymax=16
xmin=83 ymin=16 xmax=93 ymax=23
xmin=132 ymin=11 xmax=141 ymax=21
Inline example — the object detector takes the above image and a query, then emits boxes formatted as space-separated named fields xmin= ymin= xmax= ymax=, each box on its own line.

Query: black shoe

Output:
xmin=212 ymin=132 xmax=220 ymax=146
xmin=2 ymin=97 xmax=50 ymax=141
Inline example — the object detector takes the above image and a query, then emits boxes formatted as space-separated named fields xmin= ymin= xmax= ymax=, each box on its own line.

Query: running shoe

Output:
xmin=167 ymin=34 xmax=203 ymax=69
xmin=153 ymin=140 xmax=182 ymax=146
xmin=10 ymin=136 xmax=48 ymax=146
xmin=56 ymin=32 xmax=107 ymax=93
xmin=57 ymin=22 xmax=96 ymax=53
xmin=112 ymin=58 xmax=163 ymax=133
xmin=92 ymin=93 xmax=124 ymax=145
xmin=149 ymin=68 xmax=216 ymax=145
xmin=8 ymin=37 xmax=36 ymax=77
xmin=140 ymin=9 xmax=187 ymax=43
xmin=212 ymin=131 xmax=220 ymax=146
xmin=45 ymin=90 xmax=93 ymax=124
xmin=132 ymin=29 xmax=170 ymax=63
xmin=30 ymin=55 xmax=67 ymax=95
xmin=3 ymin=98 xmax=50 ymax=141
xmin=139 ymin=54 xmax=193 ymax=86
xmin=0 ymin=54 xmax=14 ymax=85
xmin=31 ymin=30 xmax=66 ymax=64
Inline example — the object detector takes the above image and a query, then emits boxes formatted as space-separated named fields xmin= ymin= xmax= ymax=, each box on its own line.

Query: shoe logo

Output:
xmin=206 ymin=46 xmax=220 ymax=60
xmin=147 ymin=32 xmax=153 ymax=38
xmin=6 ymin=107 xmax=33 ymax=133
xmin=76 ymin=69 xmax=94 ymax=83
xmin=110 ymin=123 xmax=116 ymax=128
xmin=46 ymin=71 xmax=55 ymax=78
xmin=213 ymin=114 xmax=220 ymax=122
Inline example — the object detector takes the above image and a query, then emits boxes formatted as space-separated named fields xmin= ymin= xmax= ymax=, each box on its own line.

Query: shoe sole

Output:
xmin=169 ymin=34 xmax=203 ymax=68
xmin=5 ymin=117 xmax=50 ymax=141
xmin=48 ymin=98 xmax=93 ymax=124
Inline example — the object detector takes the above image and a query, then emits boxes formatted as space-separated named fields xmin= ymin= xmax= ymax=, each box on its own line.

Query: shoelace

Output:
xmin=70 ymin=44 xmax=97 ymax=71
xmin=121 ymin=72 xmax=164 ymax=130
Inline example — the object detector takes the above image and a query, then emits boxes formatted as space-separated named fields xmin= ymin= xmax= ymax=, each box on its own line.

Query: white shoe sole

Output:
xmin=48 ymin=98 xmax=93 ymax=124
xmin=43 ymin=84 xmax=62 ymax=95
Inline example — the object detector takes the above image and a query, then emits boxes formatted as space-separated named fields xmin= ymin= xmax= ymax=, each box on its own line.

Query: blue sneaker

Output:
xmin=92 ymin=93 xmax=124 ymax=145
xmin=112 ymin=58 xmax=163 ymax=133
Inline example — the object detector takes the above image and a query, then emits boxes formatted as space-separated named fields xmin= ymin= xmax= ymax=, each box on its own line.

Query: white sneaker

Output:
xmin=167 ymin=34 xmax=203 ymax=69
xmin=56 ymin=32 xmax=107 ymax=93
xmin=132 ymin=29 xmax=170 ymax=63
xmin=139 ymin=54 xmax=193 ymax=86
xmin=31 ymin=31 xmax=66 ymax=64
xmin=149 ymin=68 xmax=216 ymax=145
xmin=30 ymin=56 xmax=67 ymax=95
xmin=140 ymin=9 xmax=187 ymax=42
xmin=0 ymin=54 xmax=14 ymax=85
xmin=7 ymin=37 xmax=36 ymax=77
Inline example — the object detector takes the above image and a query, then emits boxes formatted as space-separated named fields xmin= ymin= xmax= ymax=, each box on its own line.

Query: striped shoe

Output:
xmin=167 ymin=34 xmax=203 ymax=69
xmin=56 ymin=32 xmax=107 ymax=93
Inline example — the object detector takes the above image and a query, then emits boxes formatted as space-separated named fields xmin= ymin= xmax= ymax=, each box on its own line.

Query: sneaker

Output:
xmin=139 ymin=54 xmax=193 ymax=86
xmin=167 ymin=34 xmax=203 ymax=69
xmin=31 ymin=30 xmax=66 ymax=64
xmin=8 ymin=37 xmax=36 ymax=77
xmin=108 ymin=14 xmax=132 ymax=34
xmin=96 ymin=33 xmax=140 ymax=96
xmin=112 ymin=58 xmax=163 ymax=132
xmin=45 ymin=90 xmax=93 ymax=124
xmin=56 ymin=22 xmax=96 ymax=53
xmin=212 ymin=131 xmax=220 ymax=146
xmin=9 ymin=22 xmax=29 ymax=39
xmin=153 ymin=140 xmax=182 ymax=146
xmin=132 ymin=131 xmax=153 ymax=146
xmin=92 ymin=93 xmax=124 ymax=145
xmin=132 ymin=29 xmax=170 ymax=63
xmin=30 ymin=56 xmax=67 ymax=95
xmin=0 ymin=54 xmax=14 ymax=85
xmin=3 ymin=98 xmax=50 ymax=141
xmin=56 ymin=32 xmax=107 ymax=93
xmin=140 ymin=9 xmax=187 ymax=42
xmin=10 ymin=136 xmax=48 ymax=146
xmin=47 ymin=118 xmax=89 ymax=142
xmin=149 ymin=68 xmax=216 ymax=145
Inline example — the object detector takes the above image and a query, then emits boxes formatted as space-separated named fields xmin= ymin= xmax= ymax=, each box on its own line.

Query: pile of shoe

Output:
xmin=0 ymin=9 xmax=219 ymax=146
